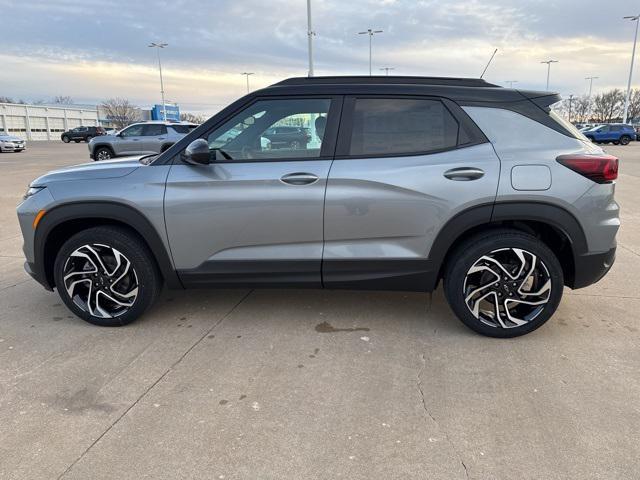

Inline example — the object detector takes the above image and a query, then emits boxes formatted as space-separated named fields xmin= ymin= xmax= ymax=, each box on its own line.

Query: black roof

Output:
xmin=275 ymin=76 xmax=499 ymax=88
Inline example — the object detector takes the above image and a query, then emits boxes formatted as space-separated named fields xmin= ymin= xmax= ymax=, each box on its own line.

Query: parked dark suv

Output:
xmin=17 ymin=76 xmax=619 ymax=337
xmin=262 ymin=125 xmax=311 ymax=149
xmin=61 ymin=126 xmax=106 ymax=143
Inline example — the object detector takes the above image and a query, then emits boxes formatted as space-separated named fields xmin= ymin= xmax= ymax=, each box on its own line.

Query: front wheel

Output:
xmin=443 ymin=229 xmax=563 ymax=338
xmin=620 ymin=135 xmax=631 ymax=146
xmin=53 ymin=226 xmax=161 ymax=326
xmin=62 ymin=136 xmax=70 ymax=143
xmin=94 ymin=147 xmax=113 ymax=161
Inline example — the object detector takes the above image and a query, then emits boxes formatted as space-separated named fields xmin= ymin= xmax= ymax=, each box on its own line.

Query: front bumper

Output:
xmin=24 ymin=261 xmax=53 ymax=291
xmin=571 ymin=246 xmax=616 ymax=289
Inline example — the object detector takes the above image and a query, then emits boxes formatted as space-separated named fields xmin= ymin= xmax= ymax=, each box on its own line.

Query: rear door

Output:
xmin=323 ymin=96 xmax=500 ymax=290
xmin=141 ymin=124 xmax=168 ymax=153
xmin=164 ymin=96 xmax=342 ymax=287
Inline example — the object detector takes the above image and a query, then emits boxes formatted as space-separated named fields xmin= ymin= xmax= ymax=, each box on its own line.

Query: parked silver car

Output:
xmin=88 ymin=121 xmax=198 ymax=160
xmin=0 ymin=133 xmax=26 ymax=152
xmin=17 ymin=76 xmax=619 ymax=337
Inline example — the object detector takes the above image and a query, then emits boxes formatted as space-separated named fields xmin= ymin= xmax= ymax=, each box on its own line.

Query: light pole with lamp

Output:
xmin=623 ymin=15 xmax=640 ymax=123
xmin=541 ymin=59 xmax=559 ymax=91
xmin=358 ymin=29 xmax=383 ymax=76
xmin=148 ymin=42 xmax=168 ymax=121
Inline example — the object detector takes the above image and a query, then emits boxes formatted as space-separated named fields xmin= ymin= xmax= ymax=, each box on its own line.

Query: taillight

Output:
xmin=556 ymin=154 xmax=618 ymax=183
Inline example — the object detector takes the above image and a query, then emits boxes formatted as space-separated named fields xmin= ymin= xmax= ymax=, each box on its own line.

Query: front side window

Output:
xmin=205 ymin=98 xmax=331 ymax=161
xmin=349 ymin=98 xmax=460 ymax=156
xmin=121 ymin=124 xmax=144 ymax=137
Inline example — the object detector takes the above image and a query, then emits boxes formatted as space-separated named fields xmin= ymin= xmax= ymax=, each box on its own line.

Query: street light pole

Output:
xmin=358 ymin=29 xmax=383 ymax=76
xmin=585 ymin=76 xmax=599 ymax=97
xmin=380 ymin=67 xmax=394 ymax=76
xmin=306 ymin=0 xmax=315 ymax=77
xmin=241 ymin=72 xmax=254 ymax=94
xmin=505 ymin=80 xmax=518 ymax=88
xmin=623 ymin=15 xmax=640 ymax=123
xmin=541 ymin=60 xmax=559 ymax=91
xmin=148 ymin=42 xmax=168 ymax=121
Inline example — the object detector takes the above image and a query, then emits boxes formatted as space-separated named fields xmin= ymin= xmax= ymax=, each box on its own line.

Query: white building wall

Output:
xmin=0 ymin=102 xmax=99 ymax=141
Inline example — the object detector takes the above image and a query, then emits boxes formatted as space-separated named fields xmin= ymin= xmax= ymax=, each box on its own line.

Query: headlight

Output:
xmin=24 ymin=186 xmax=45 ymax=200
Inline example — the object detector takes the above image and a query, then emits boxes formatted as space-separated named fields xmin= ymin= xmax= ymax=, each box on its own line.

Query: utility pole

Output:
xmin=585 ymin=76 xmax=599 ymax=97
xmin=241 ymin=72 xmax=254 ymax=94
xmin=505 ymin=80 xmax=518 ymax=88
xmin=380 ymin=67 xmax=394 ymax=76
xmin=358 ymin=29 xmax=383 ymax=76
xmin=623 ymin=15 xmax=640 ymax=123
xmin=568 ymin=94 xmax=574 ymax=123
xmin=541 ymin=59 xmax=559 ymax=91
xmin=148 ymin=42 xmax=168 ymax=120
xmin=306 ymin=0 xmax=315 ymax=77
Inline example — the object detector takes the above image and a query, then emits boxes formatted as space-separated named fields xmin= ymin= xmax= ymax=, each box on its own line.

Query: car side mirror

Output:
xmin=181 ymin=139 xmax=210 ymax=165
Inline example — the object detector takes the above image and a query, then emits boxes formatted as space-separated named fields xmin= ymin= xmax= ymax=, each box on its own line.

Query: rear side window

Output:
xmin=170 ymin=124 xmax=198 ymax=134
xmin=143 ymin=124 xmax=167 ymax=136
xmin=349 ymin=98 xmax=460 ymax=156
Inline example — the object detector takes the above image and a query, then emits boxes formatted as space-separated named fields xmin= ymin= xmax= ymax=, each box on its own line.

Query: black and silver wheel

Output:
xmin=444 ymin=230 xmax=563 ymax=338
xmin=94 ymin=147 xmax=113 ymax=161
xmin=54 ymin=226 xmax=161 ymax=326
xmin=62 ymin=135 xmax=70 ymax=143
xmin=620 ymin=135 xmax=631 ymax=146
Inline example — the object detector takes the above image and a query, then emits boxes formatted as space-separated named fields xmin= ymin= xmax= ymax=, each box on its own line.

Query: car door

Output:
xmin=141 ymin=124 xmax=168 ymax=153
xmin=115 ymin=124 xmax=145 ymax=155
xmin=322 ymin=96 xmax=500 ymax=290
xmin=164 ymin=96 xmax=342 ymax=287
xmin=71 ymin=127 xmax=84 ymax=140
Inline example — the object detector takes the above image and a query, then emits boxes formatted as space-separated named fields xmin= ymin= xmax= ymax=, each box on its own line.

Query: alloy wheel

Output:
xmin=463 ymin=248 xmax=552 ymax=329
xmin=96 ymin=149 xmax=112 ymax=160
xmin=62 ymin=244 xmax=138 ymax=318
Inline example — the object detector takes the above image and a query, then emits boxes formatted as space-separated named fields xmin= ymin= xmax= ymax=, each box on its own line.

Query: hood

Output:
xmin=31 ymin=157 xmax=143 ymax=186
xmin=0 ymin=135 xmax=23 ymax=142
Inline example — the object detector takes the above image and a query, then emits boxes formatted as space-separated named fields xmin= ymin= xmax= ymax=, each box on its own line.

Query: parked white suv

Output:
xmin=88 ymin=121 xmax=198 ymax=160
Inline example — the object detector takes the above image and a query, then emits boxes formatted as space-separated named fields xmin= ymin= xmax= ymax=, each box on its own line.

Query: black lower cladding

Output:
xmin=571 ymin=246 xmax=616 ymax=289
xmin=178 ymin=258 xmax=438 ymax=291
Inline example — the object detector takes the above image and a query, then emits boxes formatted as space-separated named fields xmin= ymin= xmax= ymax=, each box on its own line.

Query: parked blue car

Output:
xmin=583 ymin=124 xmax=636 ymax=145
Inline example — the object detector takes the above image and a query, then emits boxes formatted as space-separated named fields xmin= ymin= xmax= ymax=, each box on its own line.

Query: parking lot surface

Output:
xmin=1 ymin=141 xmax=639 ymax=479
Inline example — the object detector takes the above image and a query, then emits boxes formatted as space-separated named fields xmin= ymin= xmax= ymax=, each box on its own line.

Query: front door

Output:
xmin=164 ymin=96 xmax=341 ymax=287
xmin=115 ymin=124 xmax=145 ymax=155
xmin=323 ymin=96 xmax=500 ymax=290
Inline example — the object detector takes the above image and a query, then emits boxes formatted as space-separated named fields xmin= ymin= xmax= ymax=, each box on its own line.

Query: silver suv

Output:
xmin=88 ymin=121 xmax=198 ymax=160
xmin=17 ymin=76 xmax=619 ymax=337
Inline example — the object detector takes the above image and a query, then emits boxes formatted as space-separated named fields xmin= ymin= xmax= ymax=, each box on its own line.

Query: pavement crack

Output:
xmin=417 ymin=353 xmax=470 ymax=480
xmin=56 ymin=289 xmax=253 ymax=479
xmin=620 ymin=243 xmax=640 ymax=258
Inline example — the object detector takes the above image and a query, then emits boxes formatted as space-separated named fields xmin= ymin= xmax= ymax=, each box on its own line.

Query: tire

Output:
xmin=85 ymin=135 xmax=93 ymax=142
xmin=613 ymin=141 xmax=620 ymax=145
xmin=53 ymin=226 xmax=162 ymax=327
xmin=620 ymin=135 xmax=631 ymax=146
xmin=443 ymin=229 xmax=563 ymax=338
xmin=94 ymin=146 xmax=113 ymax=161
xmin=62 ymin=136 xmax=70 ymax=143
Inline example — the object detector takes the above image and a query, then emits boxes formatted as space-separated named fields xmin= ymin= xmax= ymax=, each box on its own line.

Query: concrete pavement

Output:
xmin=1 ymin=142 xmax=639 ymax=479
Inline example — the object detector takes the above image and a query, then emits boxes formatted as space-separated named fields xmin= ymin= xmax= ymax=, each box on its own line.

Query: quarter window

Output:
xmin=348 ymin=98 xmax=460 ymax=156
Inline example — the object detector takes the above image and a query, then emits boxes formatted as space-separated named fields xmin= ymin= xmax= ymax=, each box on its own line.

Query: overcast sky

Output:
xmin=0 ymin=0 xmax=639 ymax=115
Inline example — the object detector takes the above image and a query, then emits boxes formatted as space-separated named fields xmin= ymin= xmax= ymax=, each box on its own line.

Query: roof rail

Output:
xmin=273 ymin=76 xmax=499 ymax=88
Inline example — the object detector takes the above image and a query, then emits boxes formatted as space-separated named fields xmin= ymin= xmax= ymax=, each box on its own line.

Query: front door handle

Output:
xmin=443 ymin=167 xmax=485 ymax=181
xmin=280 ymin=172 xmax=319 ymax=185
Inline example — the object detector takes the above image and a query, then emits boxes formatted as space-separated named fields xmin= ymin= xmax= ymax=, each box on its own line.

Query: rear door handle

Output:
xmin=443 ymin=167 xmax=485 ymax=181
xmin=280 ymin=172 xmax=319 ymax=185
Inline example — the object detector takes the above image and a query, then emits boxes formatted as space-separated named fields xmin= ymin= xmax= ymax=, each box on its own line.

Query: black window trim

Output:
xmin=170 ymin=94 xmax=344 ymax=165
xmin=334 ymin=94 xmax=488 ymax=160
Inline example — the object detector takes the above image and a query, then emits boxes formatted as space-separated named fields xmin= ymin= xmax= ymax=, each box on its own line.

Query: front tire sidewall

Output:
xmin=53 ymin=227 xmax=160 ymax=327
xmin=444 ymin=232 xmax=564 ymax=338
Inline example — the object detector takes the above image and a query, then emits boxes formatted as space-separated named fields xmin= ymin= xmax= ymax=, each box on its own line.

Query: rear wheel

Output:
xmin=443 ymin=229 xmax=563 ymax=338
xmin=85 ymin=135 xmax=93 ymax=142
xmin=620 ymin=135 xmax=631 ymax=145
xmin=53 ymin=226 xmax=161 ymax=327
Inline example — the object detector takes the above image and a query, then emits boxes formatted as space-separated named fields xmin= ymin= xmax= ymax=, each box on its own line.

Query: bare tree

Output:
xmin=53 ymin=95 xmax=74 ymax=105
xmin=626 ymin=88 xmax=640 ymax=123
xmin=0 ymin=96 xmax=15 ymax=103
xmin=100 ymin=98 xmax=140 ymax=129
xmin=573 ymin=95 xmax=593 ymax=123
xmin=180 ymin=112 xmax=207 ymax=124
xmin=592 ymin=89 xmax=624 ymax=123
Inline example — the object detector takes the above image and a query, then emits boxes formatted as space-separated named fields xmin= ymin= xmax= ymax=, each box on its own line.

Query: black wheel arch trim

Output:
xmin=34 ymin=201 xmax=182 ymax=290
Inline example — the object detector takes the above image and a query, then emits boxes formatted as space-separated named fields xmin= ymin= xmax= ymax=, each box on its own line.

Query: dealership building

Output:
xmin=0 ymin=102 xmax=179 ymax=141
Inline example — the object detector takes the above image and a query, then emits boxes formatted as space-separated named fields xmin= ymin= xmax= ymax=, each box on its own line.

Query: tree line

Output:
xmin=554 ymin=89 xmax=640 ymax=124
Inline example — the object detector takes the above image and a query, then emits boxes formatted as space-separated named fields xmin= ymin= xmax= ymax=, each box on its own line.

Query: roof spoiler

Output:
xmin=518 ymin=90 xmax=562 ymax=110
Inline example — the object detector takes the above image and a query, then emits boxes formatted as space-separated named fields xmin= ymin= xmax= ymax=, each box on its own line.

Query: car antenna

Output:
xmin=480 ymin=48 xmax=498 ymax=79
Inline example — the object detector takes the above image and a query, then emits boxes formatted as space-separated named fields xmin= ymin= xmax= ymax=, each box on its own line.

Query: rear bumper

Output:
xmin=571 ymin=246 xmax=616 ymax=289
